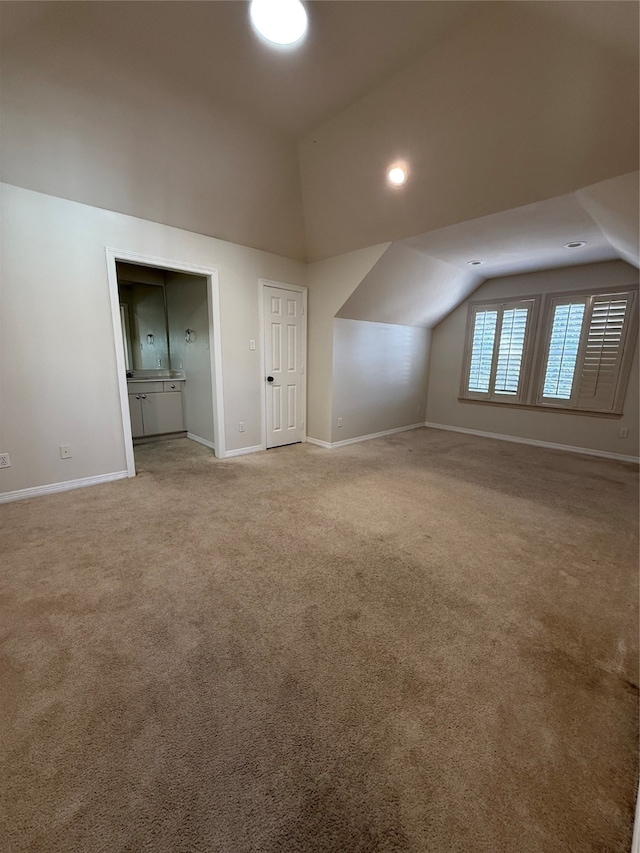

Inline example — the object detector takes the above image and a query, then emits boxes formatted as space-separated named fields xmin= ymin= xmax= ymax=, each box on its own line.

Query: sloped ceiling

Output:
xmin=1 ymin=1 xmax=637 ymax=269
xmin=576 ymin=174 xmax=640 ymax=269
xmin=337 ymin=172 xmax=639 ymax=329
xmin=337 ymin=244 xmax=484 ymax=328
xmin=1 ymin=1 xmax=635 ymax=141
xmin=0 ymin=0 xmax=488 ymax=139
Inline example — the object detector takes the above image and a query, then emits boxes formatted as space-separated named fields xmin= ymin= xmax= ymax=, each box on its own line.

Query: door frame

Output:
xmin=106 ymin=248 xmax=226 ymax=477
xmin=258 ymin=278 xmax=307 ymax=451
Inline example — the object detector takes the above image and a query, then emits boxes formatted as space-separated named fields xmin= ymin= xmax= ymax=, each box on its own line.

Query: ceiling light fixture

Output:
xmin=467 ymin=260 xmax=484 ymax=266
xmin=249 ymin=0 xmax=308 ymax=46
xmin=564 ymin=241 xmax=587 ymax=249
xmin=387 ymin=165 xmax=408 ymax=187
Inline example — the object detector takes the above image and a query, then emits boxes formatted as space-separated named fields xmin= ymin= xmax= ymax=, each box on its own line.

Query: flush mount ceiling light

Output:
xmin=387 ymin=165 xmax=408 ymax=187
xmin=250 ymin=0 xmax=308 ymax=46
xmin=467 ymin=260 xmax=484 ymax=266
xmin=564 ymin=241 xmax=587 ymax=249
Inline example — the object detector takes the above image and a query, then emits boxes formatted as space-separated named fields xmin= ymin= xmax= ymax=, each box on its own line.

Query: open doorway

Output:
xmin=106 ymin=250 xmax=225 ymax=476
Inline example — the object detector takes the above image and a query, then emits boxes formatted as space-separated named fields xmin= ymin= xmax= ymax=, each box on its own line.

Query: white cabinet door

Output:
xmin=141 ymin=392 xmax=184 ymax=435
xmin=128 ymin=394 xmax=144 ymax=438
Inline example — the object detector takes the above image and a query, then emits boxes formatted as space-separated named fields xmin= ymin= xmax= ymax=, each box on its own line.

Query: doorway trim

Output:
xmin=105 ymin=248 xmax=226 ymax=477
xmin=258 ymin=278 xmax=308 ymax=451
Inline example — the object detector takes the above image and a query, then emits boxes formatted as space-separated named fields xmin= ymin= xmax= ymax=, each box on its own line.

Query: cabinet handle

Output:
xmin=170 ymin=384 xmax=176 ymax=389
xmin=135 ymin=395 xmax=140 ymax=400
xmin=141 ymin=395 xmax=147 ymax=399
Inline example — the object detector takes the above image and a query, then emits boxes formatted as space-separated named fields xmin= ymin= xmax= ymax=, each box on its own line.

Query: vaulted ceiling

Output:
xmin=1 ymin=1 xmax=637 ymax=140
xmin=1 ymin=1 xmax=638 ymax=327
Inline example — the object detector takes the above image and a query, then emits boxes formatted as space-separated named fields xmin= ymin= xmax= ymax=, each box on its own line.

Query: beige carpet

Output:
xmin=1 ymin=428 xmax=638 ymax=852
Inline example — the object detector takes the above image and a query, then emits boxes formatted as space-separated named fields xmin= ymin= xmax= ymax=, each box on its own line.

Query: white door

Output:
xmin=263 ymin=285 xmax=305 ymax=448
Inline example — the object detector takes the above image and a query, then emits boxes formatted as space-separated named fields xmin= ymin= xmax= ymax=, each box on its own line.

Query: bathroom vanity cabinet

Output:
xmin=127 ymin=380 xmax=185 ymax=438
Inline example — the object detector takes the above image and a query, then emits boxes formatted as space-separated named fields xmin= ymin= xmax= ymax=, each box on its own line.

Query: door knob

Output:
xmin=267 ymin=376 xmax=274 ymax=383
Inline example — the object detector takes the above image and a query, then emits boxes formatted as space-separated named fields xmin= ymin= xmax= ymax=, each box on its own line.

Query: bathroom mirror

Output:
xmin=117 ymin=263 xmax=171 ymax=371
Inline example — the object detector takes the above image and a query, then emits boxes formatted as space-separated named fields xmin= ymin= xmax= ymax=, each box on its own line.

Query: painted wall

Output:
xmin=0 ymin=21 xmax=306 ymax=261
xmin=299 ymin=6 xmax=639 ymax=260
xmin=332 ymin=320 xmax=430 ymax=443
xmin=306 ymin=245 xmax=389 ymax=443
xmin=165 ymin=273 xmax=214 ymax=446
xmin=0 ymin=184 xmax=305 ymax=495
xmin=426 ymin=261 xmax=639 ymax=457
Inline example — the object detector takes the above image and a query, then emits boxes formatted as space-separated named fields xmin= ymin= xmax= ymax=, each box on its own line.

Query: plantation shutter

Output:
xmin=464 ymin=300 xmax=533 ymax=401
xmin=494 ymin=306 xmax=530 ymax=396
xmin=574 ymin=292 xmax=635 ymax=412
xmin=467 ymin=306 xmax=498 ymax=394
xmin=541 ymin=300 xmax=587 ymax=401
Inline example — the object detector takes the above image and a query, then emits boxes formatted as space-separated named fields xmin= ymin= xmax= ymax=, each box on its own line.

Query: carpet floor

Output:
xmin=1 ymin=428 xmax=638 ymax=852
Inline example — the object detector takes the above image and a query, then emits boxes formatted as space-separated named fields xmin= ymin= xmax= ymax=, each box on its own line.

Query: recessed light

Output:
xmin=467 ymin=260 xmax=484 ymax=266
xmin=387 ymin=165 xmax=408 ymax=187
xmin=250 ymin=0 xmax=308 ymax=46
xmin=564 ymin=241 xmax=587 ymax=249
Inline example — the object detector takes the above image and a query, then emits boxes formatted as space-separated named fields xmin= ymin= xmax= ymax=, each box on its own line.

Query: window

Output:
xmin=464 ymin=300 xmax=535 ymax=403
xmin=461 ymin=288 xmax=637 ymax=415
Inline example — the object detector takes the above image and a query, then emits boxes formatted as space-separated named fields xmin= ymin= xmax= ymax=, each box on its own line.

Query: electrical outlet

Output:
xmin=0 ymin=453 xmax=11 ymax=468
xmin=60 ymin=445 xmax=72 ymax=459
xmin=337 ymin=417 xmax=343 ymax=427
xmin=239 ymin=422 xmax=245 ymax=433
xmin=619 ymin=427 xmax=629 ymax=438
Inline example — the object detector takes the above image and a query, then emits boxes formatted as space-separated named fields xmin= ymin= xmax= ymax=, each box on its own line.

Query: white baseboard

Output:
xmin=187 ymin=432 xmax=216 ymax=451
xmin=423 ymin=422 xmax=640 ymax=464
xmin=224 ymin=444 xmax=263 ymax=458
xmin=0 ymin=470 xmax=129 ymax=504
xmin=307 ymin=423 xmax=424 ymax=450
xmin=306 ymin=436 xmax=332 ymax=449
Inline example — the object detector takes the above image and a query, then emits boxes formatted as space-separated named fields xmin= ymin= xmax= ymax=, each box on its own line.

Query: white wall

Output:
xmin=0 ymin=22 xmax=306 ymax=260
xmin=165 ymin=273 xmax=214 ymax=445
xmin=426 ymin=261 xmax=639 ymax=457
xmin=332 ymin=320 xmax=430 ymax=442
xmin=306 ymin=245 xmax=389 ymax=443
xmin=0 ymin=184 xmax=305 ymax=495
xmin=299 ymin=6 xmax=639 ymax=260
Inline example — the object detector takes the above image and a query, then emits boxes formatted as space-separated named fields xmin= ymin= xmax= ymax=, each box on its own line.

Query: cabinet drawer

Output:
xmin=163 ymin=381 xmax=182 ymax=392
xmin=127 ymin=382 xmax=161 ymax=394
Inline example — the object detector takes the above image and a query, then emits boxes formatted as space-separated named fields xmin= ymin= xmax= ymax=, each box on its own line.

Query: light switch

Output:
xmin=250 ymin=340 xmax=256 ymax=350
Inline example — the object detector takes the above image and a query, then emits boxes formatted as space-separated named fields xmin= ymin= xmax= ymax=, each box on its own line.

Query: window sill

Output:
xmin=457 ymin=398 xmax=621 ymax=418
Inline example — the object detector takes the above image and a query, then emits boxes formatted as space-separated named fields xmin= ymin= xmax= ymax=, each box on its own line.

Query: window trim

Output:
xmin=460 ymin=284 xmax=638 ymax=417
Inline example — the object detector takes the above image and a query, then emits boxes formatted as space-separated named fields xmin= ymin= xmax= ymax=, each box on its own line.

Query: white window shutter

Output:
xmin=575 ymin=293 xmax=634 ymax=412
xmin=468 ymin=308 xmax=498 ymax=394
xmin=494 ymin=306 xmax=529 ymax=396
